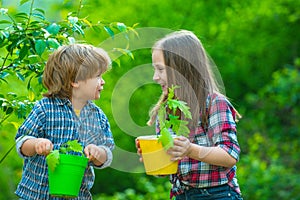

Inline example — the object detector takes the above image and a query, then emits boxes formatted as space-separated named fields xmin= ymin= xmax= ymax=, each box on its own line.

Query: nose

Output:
xmin=98 ymin=77 xmax=105 ymax=86
xmin=153 ymin=71 xmax=159 ymax=82
xmin=100 ymin=78 xmax=105 ymax=85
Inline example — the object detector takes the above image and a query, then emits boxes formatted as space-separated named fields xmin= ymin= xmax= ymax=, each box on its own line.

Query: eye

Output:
xmin=96 ymin=74 xmax=102 ymax=80
xmin=153 ymin=64 xmax=165 ymax=71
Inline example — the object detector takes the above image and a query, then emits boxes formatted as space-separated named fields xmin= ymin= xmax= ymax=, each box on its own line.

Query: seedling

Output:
xmin=157 ymin=85 xmax=192 ymax=150
xmin=46 ymin=140 xmax=84 ymax=172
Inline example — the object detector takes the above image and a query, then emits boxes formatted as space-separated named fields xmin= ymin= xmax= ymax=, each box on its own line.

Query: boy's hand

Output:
xmin=35 ymin=138 xmax=53 ymax=156
xmin=135 ymin=139 xmax=143 ymax=162
xmin=84 ymin=144 xmax=106 ymax=166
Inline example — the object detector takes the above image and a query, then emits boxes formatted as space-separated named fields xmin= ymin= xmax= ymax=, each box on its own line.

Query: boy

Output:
xmin=15 ymin=44 xmax=114 ymax=199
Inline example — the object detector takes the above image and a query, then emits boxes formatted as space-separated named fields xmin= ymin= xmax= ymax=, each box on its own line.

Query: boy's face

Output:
xmin=75 ymin=71 xmax=105 ymax=101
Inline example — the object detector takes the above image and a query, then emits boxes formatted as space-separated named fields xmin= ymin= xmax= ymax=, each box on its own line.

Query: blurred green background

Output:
xmin=0 ymin=0 xmax=299 ymax=199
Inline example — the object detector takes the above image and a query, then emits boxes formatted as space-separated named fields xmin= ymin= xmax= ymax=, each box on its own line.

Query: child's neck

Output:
xmin=71 ymin=97 xmax=87 ymax=111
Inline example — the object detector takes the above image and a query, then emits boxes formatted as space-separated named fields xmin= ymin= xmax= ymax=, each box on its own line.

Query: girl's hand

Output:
xmin=35 ymin=138 xmax=53 ymax=156
xmin=135 ymin=139 xmax=143 ymax=162
xmin=167 ymin=136 xmax=191 ymax=161
xmin=84 ymin=144 xmax=107 ymax=166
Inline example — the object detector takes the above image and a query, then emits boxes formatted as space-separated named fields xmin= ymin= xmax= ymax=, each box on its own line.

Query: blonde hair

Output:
xmin=148 ymin=30 xmax=239 ymax=129
xmin=43 ymin=44 xmax=111 ymax=99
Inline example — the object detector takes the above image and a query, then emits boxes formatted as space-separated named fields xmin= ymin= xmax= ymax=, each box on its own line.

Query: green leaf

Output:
xmin=19 ymin=44 xmax=28 ymax=60
xmin=158 ymin=105 xmax=166 ymax=128
xmin=0 ymin=20 xmax=11 ymax=24
xmin=32 ymin=13 xmax=45 ymax=20
xmin=68 ymin=16 xmax=78 ymax=24
xmin=35 ymin=39 xmax=46 ymax=56
xmin=66 ymin=140 xmax=83 ymax=154
xmin=0 ymin=8 xmax=8 ymax=15
xmin=14 ymin=12 xmax=29 ymax=20
xmin=73 ymin=23 xmax=84 ymax=35
xmin=28 ymin=90 xmax=35 ymax=101
xmin=16 ymin=72 xmax=25 ymax=81
xmin=33 ymin=8 xmax=45 ymax=15
xmin=117 ymin=22 xmax=127 ymax=32
xmin=113 ymin=48 xmax=134 ymax=59
xmin=4 ymin=106 xmax=13 ymax=115
xmin=20 ymin=0 xmax=30 ymax=6
xmin=60 ymin=147 xmax=67 ymax=154
xmin=158 ymin=128 xmax=174 ymax=150
xmin=167 ymin=85 xmax=179 ymax=100
xmin=46 ymin=23 xmax=60 ymax=35
xmin=104 ymin=26 xmax=114 ymax=38
xmin=46 ymin=150 xmax=60 ymax=172
xmin=28 ymin=55 xmax=39 ymax=64
xmin=47 ymin=38 xmax=60 ymax=49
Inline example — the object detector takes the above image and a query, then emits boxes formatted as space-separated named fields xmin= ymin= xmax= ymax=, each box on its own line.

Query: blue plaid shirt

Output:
xmin=15 ymin=97 xmax=114 ymax=200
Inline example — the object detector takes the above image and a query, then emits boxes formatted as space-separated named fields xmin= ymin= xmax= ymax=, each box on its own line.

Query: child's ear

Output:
xmin=71 ymin=82 xmax=79 ymax=88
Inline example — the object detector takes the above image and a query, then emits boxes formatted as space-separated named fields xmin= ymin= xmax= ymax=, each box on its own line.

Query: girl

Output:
xmin=138 ymin=30 xmax=243 ymax=200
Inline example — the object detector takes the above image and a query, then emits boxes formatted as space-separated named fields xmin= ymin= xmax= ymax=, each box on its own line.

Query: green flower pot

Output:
xmin=48 ymin=154 xmax=88 ymax=198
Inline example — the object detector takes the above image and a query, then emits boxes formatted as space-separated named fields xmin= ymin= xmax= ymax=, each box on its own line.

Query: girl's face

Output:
xmin=152 ymin=49 xmax=168 ymax=95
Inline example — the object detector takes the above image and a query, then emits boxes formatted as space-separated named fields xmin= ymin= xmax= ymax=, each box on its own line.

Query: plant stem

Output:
xmin=0 ymin=142 xmax=16 ymax=164
xmin=25 ymin=0 xmax=35 ymax=30
xmin=77 ymin=0 xmax=83 ymax=17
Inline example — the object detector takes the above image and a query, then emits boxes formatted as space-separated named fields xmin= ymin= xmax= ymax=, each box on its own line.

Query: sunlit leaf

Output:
xmin=158 ymin=128 xmax=174 ymax=150
xmin=0 ymin=8 xmax=8 ymax=15
xmin=20 ymin=0 xmax=30 ymax=6
xmin=117 ymin=22 xmax=127 ymax=32
xmin=73 ymin=23 xmax=84 ymax=35
xmin=47 ymin=38 xmax=60 ymax=49
xmin=0 ymin=20 xmax=11 ymax=24
xmin=14 ymin=12 xmax=29 ymax=20
xmin=35 ymin=39 xmax=46 ymax=56
xmin=46 ymin=150 xmax=60 ymax=172
xmin=113 ymin=48 xmax=134 ymax=59
xmin=33 ymin=8 xmax=45 ymax=15
xmin=28 ymin=89 xmax=34 ymax=101
xmin=68 ymin=16 xmax=78 ymax=24
xmin=32 ymin=13 xmax=45 ymax=20
xmin=66 ymin=140 xmax=83 ymax=155
xmin=16 ymin=72 xmax=25 ymax=81
xmin=104 ymin=26 xmax=114 ymax=38
xmin=82 ymin=18 xmax=92 ymax=27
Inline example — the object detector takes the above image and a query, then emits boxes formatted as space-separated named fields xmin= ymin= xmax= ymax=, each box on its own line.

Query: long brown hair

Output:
xmin=147 ymin=30 xmax=239 ymax=129
xmin=43 ymin=44 xmax=110 ymax=99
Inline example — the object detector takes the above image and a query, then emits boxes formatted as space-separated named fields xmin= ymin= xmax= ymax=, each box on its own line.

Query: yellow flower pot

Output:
xmin=137 ymin=135 xmax=178 ymax=175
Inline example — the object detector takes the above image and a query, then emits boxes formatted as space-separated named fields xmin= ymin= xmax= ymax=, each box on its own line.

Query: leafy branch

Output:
xmin=157 ymin=85 xmax=192 ymax=150
xmin=46 ymin=140 xmax=84 ymax=172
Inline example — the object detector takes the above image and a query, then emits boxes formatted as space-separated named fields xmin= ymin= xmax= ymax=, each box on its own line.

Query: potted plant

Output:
xmin=137 ymin=85 xmax=192 ymax=175
xmin=46 ymin=140 xmax=88 ymax=198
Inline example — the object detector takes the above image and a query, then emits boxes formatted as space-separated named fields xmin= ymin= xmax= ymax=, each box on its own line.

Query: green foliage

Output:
xmin=46 ymin=140 xmax=84 ymax=172
xmin=46 ymin=149 xmax=59 ymax=172
xmin=157 ymin=85 xmax=192 ymax=150
xmin=239 ymin=62 xmax=300 ymax=199
xmin=94 ymin=176 xmax=170 ymax=200
xmin=0 ymin=0 xmax=299 ymax=199
xmin=0 ymin=0 xmax=132 ymax=127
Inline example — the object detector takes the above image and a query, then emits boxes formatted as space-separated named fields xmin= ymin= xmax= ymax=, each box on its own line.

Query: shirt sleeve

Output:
xmin=94 ymin=110 xmax=115 ymax=169
xmin=16 ymin=135 xmax=37 ymax=159
xmin=15 ymin=101 xmax=45 ymax=159
xmin=208 ymin=95 xmax=240 ymax=161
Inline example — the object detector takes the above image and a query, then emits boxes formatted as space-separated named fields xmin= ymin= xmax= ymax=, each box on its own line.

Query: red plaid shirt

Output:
xmin=157 ymin=93 xmax=241 ymax=198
